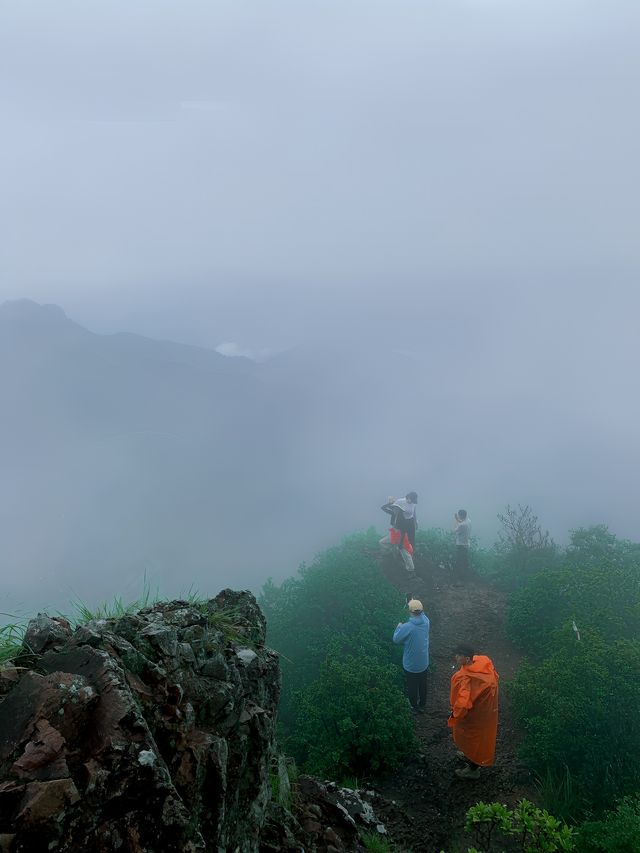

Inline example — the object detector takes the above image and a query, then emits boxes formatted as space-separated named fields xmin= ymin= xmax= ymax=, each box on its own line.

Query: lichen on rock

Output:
xmin=0 ymin=590 xmax=281 ymax=852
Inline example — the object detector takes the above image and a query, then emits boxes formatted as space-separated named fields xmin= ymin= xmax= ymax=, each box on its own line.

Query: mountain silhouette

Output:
xmin=0 ymin=299 xmax=635 ymax=618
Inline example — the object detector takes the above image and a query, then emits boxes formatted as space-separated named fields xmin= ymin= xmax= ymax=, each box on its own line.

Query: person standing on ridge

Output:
xmin=448 ymin=643 xmax=499 ymax=779
xmin=394 ymin=492 xmax=418 ymax=550
xmin=393 ymin=598 xmax=430 ymax=714
xmin=380 ymin=494 xmax=417 ymax=575
xmin=452 ymin=509 xmax=471 ymax=584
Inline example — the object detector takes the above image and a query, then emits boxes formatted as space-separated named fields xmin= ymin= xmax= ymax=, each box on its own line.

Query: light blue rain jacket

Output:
xmin=393 ymin=612 xmax=430 ymax=673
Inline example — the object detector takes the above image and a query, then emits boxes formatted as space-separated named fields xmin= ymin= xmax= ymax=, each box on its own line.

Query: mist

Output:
xmin=0 ymin=1 xmax=639 ymax=617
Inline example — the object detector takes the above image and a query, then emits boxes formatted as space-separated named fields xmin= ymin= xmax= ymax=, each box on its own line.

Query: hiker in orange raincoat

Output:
xmin=448 ymin=644 xmax=499 ymax=779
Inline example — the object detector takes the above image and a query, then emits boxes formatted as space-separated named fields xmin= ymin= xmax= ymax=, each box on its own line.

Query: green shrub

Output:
xmin=465 ymin=799 xmax=575 ymax=852
xmin=508 ymin=526 xmax=640 ymax=659
xmin=260 ymin=530 xmax=405 ymax=736
xmin=509 ymin=635 xmax=640 ymax=812
xmin=576 ymin=795 xmax=640 ymax=852
xmin=294 ymin=652 xmax=417 ymax=778
xmin=413 ymin=527 xmax=457 ymax=569
xmin=360 ymin=832 xmax=393 ymax=853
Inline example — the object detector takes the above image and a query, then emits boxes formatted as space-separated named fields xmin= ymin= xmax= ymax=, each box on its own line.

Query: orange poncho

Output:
xmin=448 ymin=655 xmax=499 ymax=767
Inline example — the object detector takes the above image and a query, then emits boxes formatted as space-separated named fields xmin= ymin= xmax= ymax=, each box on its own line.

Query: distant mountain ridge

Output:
xmin=0 ymin=299 xmax=636 ymax=618
xmin=0 ymin=300 xmax=417 ymax=615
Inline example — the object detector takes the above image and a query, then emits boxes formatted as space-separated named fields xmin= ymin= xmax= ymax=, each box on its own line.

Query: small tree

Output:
xmin=494 ymin=504 xmax=557 ymax=587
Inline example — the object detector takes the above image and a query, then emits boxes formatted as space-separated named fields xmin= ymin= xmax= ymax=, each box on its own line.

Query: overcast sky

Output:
xmin=1 ymin=0 xmax=639 ymax=351
xmin=1 ymin=1 xmax=639 ymax=606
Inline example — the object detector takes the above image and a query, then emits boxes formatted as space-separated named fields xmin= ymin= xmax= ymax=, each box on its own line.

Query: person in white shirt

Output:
xmin=379 ymin=492 xmax=418 ymax=575
xmin=452 ymin=509 xmax=471 ymax=584
xmin=393 ymin=492 xmax=418 ymax=550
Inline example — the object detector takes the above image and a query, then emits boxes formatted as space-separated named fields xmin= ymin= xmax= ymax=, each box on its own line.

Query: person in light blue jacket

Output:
xmin=393 ymin=598 xmax=430 ymax=714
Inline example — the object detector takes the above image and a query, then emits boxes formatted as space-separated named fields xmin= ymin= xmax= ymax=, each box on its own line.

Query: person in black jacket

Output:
xmin=380 ymin=494 xmax=416 ymax=575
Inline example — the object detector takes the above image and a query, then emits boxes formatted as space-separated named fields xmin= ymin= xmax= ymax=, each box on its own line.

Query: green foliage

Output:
xmin=261 ymin=532 xmax=416 ymax=777
xmin=509 ymin=635 xmax=640 ymax=813
xmin=576 ymin=795 xmax=640 ymax=853
xmin=202 ymin=606 xmax=250 ymax=643
xmin=260 ymin=530 xmax=405 ymax=730
xmin=70 ymin=578 xmax=246 ymax=643
xmin=269 ymin=767 xmax=294 ymax=810
xmin=70 ymin=572 xmax=159 ymax=623
xmin=508 ymin=526 xmax=640 ymax=659
xmin=0 ymin=620 xmax=26 ymax=665
xmin=360 ymin=832 xmax=393 ymax=853
xmin=566 ymin=525 xmax=640 ymax=572
xmin=505 ymin=524 xmax=640 ymax=818
xmin=413 ymin=527 xmax=457 ymax=569
xmin=535 ymin=766 xmax=584 ymax=824
xmin=294 ymin=652 xmax=416 ymax=778
xmin=413 ymin=526 xmax=491 ymax=580
xmin=465 ymin=799 xmax=575 ymax=852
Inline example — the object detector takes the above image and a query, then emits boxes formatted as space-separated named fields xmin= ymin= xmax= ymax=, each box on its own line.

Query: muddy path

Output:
xmin=374 ymin=551 xmax=538 ymax=852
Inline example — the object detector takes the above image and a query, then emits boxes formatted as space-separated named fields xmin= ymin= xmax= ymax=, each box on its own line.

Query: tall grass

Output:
xmin=0 ymin=581 xmax=247 ymax=668
xmin=69 ymin=573 xmax=159 ymax=624
xmin=536 ymin=765 xmax=585 ymax=822
xmin=0 ymin=620 xmax=26 ymax=666
xmin=360 ymin=833 xmax=393 ymax=853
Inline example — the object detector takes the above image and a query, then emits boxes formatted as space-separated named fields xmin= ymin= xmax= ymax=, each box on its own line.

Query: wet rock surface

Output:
xmin=0 ymin=591 xmax=280 ymax=852
xmin=260 ymin=775 xmax=399 ymax=853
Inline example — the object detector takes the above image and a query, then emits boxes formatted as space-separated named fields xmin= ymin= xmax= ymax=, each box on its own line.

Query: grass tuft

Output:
xmin=0 ymin=621 xmax=26 ymax=666
xmin=69 ymin=573 xmax=159 ymax=625
xmin=360 ymin=832 xmax=393 ymax=853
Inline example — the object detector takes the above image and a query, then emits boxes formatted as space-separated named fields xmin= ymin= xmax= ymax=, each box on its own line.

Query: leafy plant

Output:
xmin=0 ymin=620 xmax=27 ymax=666
xmin=465 ymin=799 xmax=574 ymax=852
xmin=413 ymin=527 xmax=457 ymax=570
xmin=508 ymin=527 xmax=640 ymax=660
xmin=360 ymin=832 xmax=393 ymax=853
xmin=509 ymin=635 xmax=640 ymax=813
xmin=260 ymin=530 xmax=406 ymax=741
xmin=576 ymin=795 xmax=640 ymax=852
xmin=294 ymin=652 xmax=417 ymax=778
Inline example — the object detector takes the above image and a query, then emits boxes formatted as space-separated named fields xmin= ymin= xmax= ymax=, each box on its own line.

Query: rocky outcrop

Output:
xmin=0 ymin=591 xmax=280 ymax=853
xmin=260 ymin=775 xmax=396 ymax=853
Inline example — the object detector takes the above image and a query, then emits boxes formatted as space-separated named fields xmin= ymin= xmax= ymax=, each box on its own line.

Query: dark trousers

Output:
xmin=405 ymin=668 xmax=428 ymax=709
xmin=405 ymin=519 xmax=416 ymax=549
xmin=453 ymin=545 xmax=470 ymax=581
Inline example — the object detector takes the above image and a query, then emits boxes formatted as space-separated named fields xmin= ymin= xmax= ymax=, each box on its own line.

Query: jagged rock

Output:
xmin=0 ymin=666 xmax=20 ymax=698
xmin=22 ymin=615 xmax=72 ymax=656
xmin=0 ymin=590 xmax=280 ymax=852
xmin=260 ymin=775 xmax=393 ymax=852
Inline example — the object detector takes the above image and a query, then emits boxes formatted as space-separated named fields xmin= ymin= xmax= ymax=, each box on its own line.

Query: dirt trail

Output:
xmin=374 ymin=551 xmax=538 ymax=852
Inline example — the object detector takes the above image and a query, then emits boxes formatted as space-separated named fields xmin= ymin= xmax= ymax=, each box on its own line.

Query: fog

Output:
xmin=0 ymin=1 xmax=639 ymax=617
